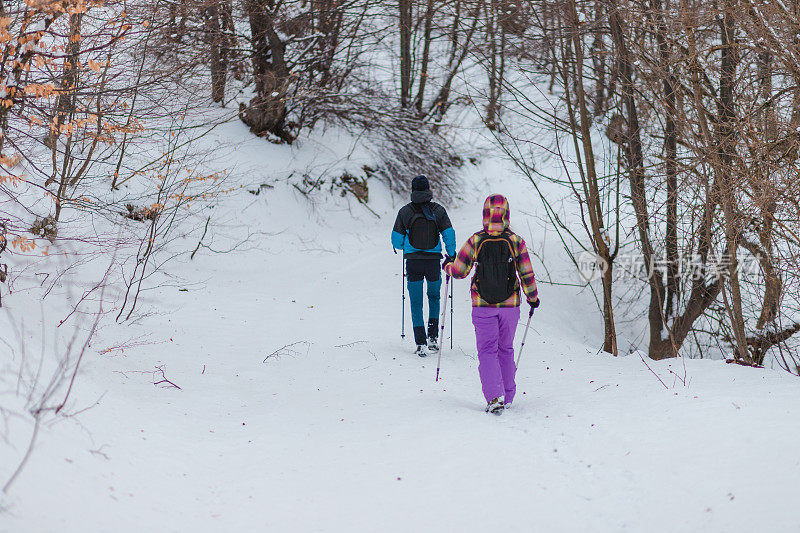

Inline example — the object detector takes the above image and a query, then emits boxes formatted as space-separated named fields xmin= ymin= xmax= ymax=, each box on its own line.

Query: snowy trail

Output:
xmin=5 ymin=150 xmax=800 ymax=532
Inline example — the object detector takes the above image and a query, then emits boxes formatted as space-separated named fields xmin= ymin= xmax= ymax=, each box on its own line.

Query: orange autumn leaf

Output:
xmin=0 ymin=175 xmax=22 ymax=186
xmin=12 ymin=236 xmax=35 ymax=252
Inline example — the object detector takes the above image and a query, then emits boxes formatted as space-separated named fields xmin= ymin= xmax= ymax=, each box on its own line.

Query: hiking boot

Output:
xmin=415 ymin=344 xmax=428 ymax=357
xmin=485 ymin=397 xmax=505 ymax=415
xmin=427 ymin=336 xmax=439 ymax=352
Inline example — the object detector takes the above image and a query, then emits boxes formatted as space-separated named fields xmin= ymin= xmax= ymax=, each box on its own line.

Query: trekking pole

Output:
xmin=435 ymin=275 xmax=451 ymax=382
xmin=401 ymin=254 xmax=406 ymax=339
xmin=449 ymin=276 xmax=454 ymax=349
xmin=515 ymin=308 xmax=535 ymax=368
xmin=394 ymin=246 xmax=406 ymax=339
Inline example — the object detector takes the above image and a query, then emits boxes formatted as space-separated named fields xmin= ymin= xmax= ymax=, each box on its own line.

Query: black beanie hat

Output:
xmin=412 ymin=175 xmax=430 ymax=191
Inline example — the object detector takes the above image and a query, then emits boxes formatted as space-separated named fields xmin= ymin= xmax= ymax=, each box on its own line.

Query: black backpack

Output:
xmin=475 ymin=231 xmax=517 ymax=304
xmin=407 ymin=204 xmax=440 ymax=250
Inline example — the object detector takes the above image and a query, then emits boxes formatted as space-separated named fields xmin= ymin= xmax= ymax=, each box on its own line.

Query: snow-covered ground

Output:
xmin=3 ymin=119 xmax=800 ymax=532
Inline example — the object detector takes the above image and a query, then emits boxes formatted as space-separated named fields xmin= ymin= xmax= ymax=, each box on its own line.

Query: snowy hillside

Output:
xmin=3 ymin=116 xmax=800 ymax=532
xmin=4 ymin=0 xmax=800 ymax=528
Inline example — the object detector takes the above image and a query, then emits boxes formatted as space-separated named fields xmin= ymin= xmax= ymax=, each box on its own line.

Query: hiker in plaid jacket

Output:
xmin=444 ymin=194 xmax=540 ymax=412
xmin=444 ymin=195 xmax=539 ymax=307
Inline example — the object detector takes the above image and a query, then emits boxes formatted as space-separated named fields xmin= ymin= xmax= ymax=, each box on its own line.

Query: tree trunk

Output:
xmin=48 ymin=11 xmax=83 ymax=221
xmin=415 ymin=0 xmax=435 ymax=116
xmin=241 ymin=0 xmax=293 ymax=142
xmin=220 ymin=1 xmax=240 ymax=81
xmin=203 ymin=3 xmax=227 ymax=103
xmin=45 ymin=12 xmax=83 ymax=151
xmin=399 ymin=0 xmax=412 ymax=108
xmin=449 ymin=0 xmax=461 ymax=61
xmin=590 ymin=2 xmax=607 ymax=116
xmin=314 ymin=0 xmax=344 ymax=88
xmin=428 ymin=1 xmax=482 ymax=123
xmin=564 ymin=0 xmax=618 ymax=355
xmin=717 ymin=0 xmax=748 ymax=362
xmin=609 ymin=1 xmax=726 ymax=360
xmin=485 ymin=0 xmax=506 ymax=130
xmin=608 ymin=4 xmax=666 ymax=356
xmin=651 ymin=0 xmax=679 ymax=318
xmin=751 ymin=48 xmax=781 ymax=331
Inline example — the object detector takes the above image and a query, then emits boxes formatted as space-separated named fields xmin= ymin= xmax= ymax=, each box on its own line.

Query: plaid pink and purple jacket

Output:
xmin=444 ymin=195 xmax=539 ymax=308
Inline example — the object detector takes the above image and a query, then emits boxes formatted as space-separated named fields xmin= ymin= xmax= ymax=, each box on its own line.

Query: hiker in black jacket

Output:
xmin=391 ymin=176 xmax=456 ymax=357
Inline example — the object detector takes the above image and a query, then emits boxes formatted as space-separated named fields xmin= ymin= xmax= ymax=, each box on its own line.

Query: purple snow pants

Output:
xmin=471 ymin=306 xmax=521 ymax=405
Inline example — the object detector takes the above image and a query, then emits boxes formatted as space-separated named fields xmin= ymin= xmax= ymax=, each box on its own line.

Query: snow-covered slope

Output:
xmin=3 ymin=118 xmax=800 ymax=533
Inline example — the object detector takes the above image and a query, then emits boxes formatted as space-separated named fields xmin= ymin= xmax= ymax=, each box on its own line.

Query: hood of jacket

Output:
xmin=411 ymin=189 xmax=433 ymax=204
xmin=482 ymin=194 xmax=509 ymax=236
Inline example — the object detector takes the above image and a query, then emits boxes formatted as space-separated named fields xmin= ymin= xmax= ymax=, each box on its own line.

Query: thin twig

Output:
xmin=333 ymin=340 xmax=368 ymax=348
xmin=190 ymin=215 xmax=211 ymax=260
xmin=638 ymin=352 xmax=669 ymax=389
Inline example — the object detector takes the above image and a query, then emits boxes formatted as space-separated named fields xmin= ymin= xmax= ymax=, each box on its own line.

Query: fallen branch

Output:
xmin=153 ymin=365 xmax=181 ymax=389
xmin=263 ymin=341 xmax=310 ymax=362
xmin=334 ymin=340 xmax=368 ymax=348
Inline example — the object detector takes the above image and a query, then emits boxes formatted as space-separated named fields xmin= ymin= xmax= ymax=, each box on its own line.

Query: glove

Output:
xmin=442 ymin=256 xmax=454 ymax=271
xmin=528 ymin=298 xmax=540 ymax=316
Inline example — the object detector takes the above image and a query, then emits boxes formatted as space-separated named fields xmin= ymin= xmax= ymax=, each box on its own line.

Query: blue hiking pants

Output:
xmin=406 ymin=257 xmax=441 ymax=346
